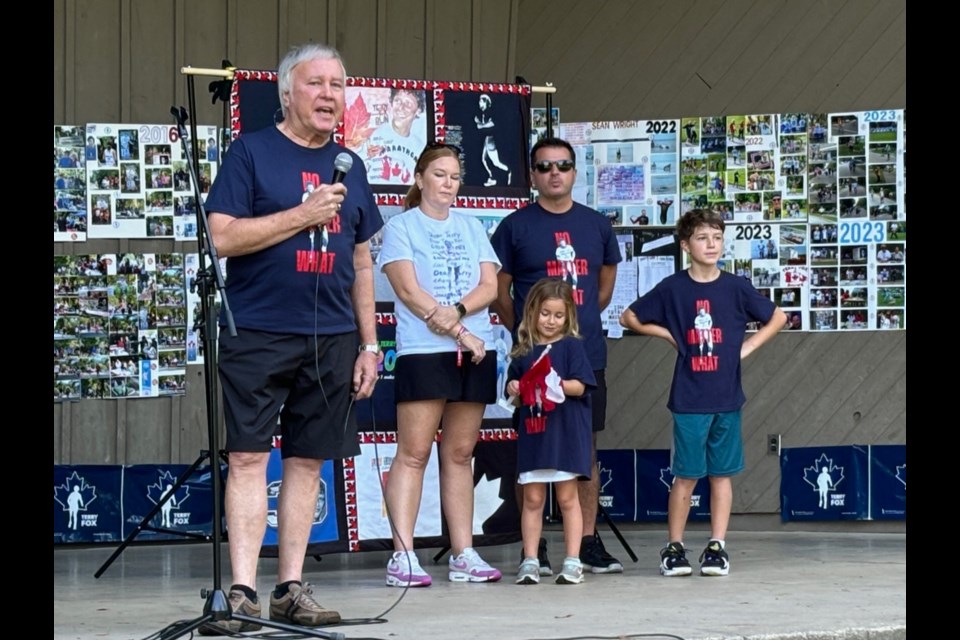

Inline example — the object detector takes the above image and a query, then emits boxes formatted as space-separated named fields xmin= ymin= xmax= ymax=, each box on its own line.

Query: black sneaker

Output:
xmin=699 ymin=540 xmax=730 ymax=576
xmin=659 ymin=542 xmax=693 ymax=577
xmin=579 ymin=532 xmax=624 ymax=574
xmin=519 ymin=538 xmax=553 ymax=576
xmin=537 ymin=537 xmax=553 ymax=576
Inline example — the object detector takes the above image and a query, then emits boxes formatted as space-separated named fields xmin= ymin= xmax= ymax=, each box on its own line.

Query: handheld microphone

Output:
xmin=311 ymin=153 xmax=354 ymax=252
xmin=332 ymin=152 xmax=353 ymax=184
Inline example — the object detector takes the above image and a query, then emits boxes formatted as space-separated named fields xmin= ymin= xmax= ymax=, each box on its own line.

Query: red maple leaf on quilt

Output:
xmin=343 ymin=94 xmax=375 ymax=150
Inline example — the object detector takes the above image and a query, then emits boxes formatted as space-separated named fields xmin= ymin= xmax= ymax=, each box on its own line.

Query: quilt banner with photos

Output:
xmin=228 ymin=71 xmax=532 ymax=199
xmin=54 ymin=254 xmax=188 ymax=400
xmin=82 ymin=123 xmax=219 ymax=240
xmin=600 ymin=109 xmax=905 ymax=333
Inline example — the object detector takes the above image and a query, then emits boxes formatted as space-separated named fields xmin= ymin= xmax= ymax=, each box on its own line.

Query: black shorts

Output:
xmin=394 ymin=351 xmax=497 ymax=404
xmin=218 ymin=328 xmax=360 ymax=459
xmin=590 ymin=369 xmax=608 ymax=433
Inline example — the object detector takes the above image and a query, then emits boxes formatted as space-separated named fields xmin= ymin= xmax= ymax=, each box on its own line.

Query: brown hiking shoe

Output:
xmin=197 ymin=588 xmax=262 ymax=635
xmin=269 ymin=582 xmax=341 ymax=626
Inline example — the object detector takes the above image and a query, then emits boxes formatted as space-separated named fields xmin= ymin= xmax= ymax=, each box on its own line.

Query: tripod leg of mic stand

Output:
xmin=597 ymin=501 xmax=638 ymax=562
xmin=433 ymin=546 xmax=451 ymax=563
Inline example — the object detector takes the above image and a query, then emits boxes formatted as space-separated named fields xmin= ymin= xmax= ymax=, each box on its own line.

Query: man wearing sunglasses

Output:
xmin=491 ymin=137 xmax=623 ymax=575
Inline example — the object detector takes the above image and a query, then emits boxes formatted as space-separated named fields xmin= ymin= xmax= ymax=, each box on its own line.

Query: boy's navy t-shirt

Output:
xmin=628 ymin=270 xmax=776 ymax=413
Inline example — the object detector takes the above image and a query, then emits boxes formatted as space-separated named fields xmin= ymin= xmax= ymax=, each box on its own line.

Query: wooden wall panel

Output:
xmin=54 ymin=0 xmax=68 ymax=123
xmin=515 ymin=0 xmax=906 ymax=121
xmin=74 ymin=0 xmax=123 ymax=123
xmin=128 ymin=0 xmax=176 ymax=122
xmin=429 ymin=0 xmax=474 ymax=80
xmin=473 ymin=0 xmax=516 ymax=81
xmin=180 ymin=0 xmax=232 ymax=128
xmin=329 ymin=0 xmax=375 ymax=76
xmin=68 ymin=400 xmax=118 ymax=464
xmin=381 ymin=1 xmax=428 ymax=79
xmin=282 ymin=0 xmax=334 ymax=53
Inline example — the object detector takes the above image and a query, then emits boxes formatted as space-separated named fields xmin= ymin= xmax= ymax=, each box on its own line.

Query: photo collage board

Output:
xmin=80 ymin=123 xmax=219 ymax=240
xmin=561 ymin=110 xmax=905 ymax=332
xmin=54 ymin=253 xmax=190 ymax=401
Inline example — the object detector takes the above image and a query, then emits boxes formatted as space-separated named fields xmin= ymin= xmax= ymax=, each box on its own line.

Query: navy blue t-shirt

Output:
xmin=491 ymin=202 xmax=621 ymax=369
xmin=508 ymin=337 xmax=596 ymax=477
xmin=628 ymin=270 xmax=777 ymax=413
xmin=205 ymin=127 xmax=383 ymax=335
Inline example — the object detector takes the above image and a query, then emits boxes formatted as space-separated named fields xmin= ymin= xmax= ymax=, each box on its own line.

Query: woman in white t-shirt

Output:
xmin=378 ymin=143 xmax=503 ymax=588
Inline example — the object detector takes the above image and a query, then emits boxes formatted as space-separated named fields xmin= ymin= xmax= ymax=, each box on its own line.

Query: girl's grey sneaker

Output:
xmin=555 ymin=557 xmax=585 ymax=584
xmin=516 ymin=557 xmax=540 ymax=585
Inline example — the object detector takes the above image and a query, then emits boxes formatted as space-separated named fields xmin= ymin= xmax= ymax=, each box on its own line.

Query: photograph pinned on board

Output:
xmin=840 ymin=310 xmax=869 ymax=331
xmin=877 ymin=287 xmax=905 ymax=308
xmin=886 ymin=221 xmax=905 ymax=240
xmin=752 ymin=264 xmax=780 ymax=288
xmin=699 ymin=116 xmax=727 ymax=153
xmin=868 ymin=141 xmax=897 ymax=164
xmin=839 ymin=287 xmax=868 ymax=308
xmin=830 ymin=114 xmax=860 ymax=138
xmin=764 ymin=192 xmax=782 ymax=221
xmin=810 ymin=267 xmax=838 ymax=288
xmin=809 ymin=287 xmax=837 ymax=309
xmin=876 ymin=310 xmax=903 ymax=330
xmin=811 ymin=310 xmax=837 ymax=331
xmin=779 ymin=244 xmax=806 ymax=266
xmin=779 ymin=113 xmax=809 ymax=135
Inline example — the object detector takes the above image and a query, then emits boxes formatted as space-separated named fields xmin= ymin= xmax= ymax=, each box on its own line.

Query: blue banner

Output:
xmin=869 ymin=444 xmax=906 ymax=520
xmin=636 ymin=449 xmax=711 ymax=522
xmin=122 ymin=464 xmax=216 ymax=539
xmin=54 ymin=465 xmax=123 ymax=543
xmin=780 ymin=446 xmax=869 ymax=521
xmin=262 ymin=449 xmax=340 ymax=548
xmin=597 ymin=450 xmax=636 ymax=521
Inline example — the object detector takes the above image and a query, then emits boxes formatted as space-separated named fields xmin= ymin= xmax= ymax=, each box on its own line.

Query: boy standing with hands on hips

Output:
xmin=620 ymin=209 xmax=786 ymax=577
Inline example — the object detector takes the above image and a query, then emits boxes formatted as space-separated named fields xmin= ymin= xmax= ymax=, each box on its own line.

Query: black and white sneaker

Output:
xmin=580 ymin=532 xmax=624 ymax=574
xmin=659 ymin=542 xmax=693 ymax=577
xmin=699 ymin=540 xmax=730 ymax=576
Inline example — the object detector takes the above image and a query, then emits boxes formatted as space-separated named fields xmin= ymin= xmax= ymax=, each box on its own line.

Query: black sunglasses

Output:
xmin=424 ymin=141 xmax=463 ymax=155
xmin=534 ymin=159 xmax=575 ymax=173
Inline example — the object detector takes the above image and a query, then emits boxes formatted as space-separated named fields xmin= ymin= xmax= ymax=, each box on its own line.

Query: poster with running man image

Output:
xmin=443 ymin=89 xmax=529 ymax=191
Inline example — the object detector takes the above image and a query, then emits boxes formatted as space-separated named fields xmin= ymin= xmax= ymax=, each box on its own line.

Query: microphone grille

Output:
xmin=334 ymin=152 xmax=354 ymax=173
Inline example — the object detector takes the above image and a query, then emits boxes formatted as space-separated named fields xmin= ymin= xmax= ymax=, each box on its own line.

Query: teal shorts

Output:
xmin=670 ymin=410 xmax=744 ymax=479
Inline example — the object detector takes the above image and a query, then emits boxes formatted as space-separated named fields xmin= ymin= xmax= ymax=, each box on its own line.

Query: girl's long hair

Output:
xmin=510 ymin=278 xmax=580 ymax=358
